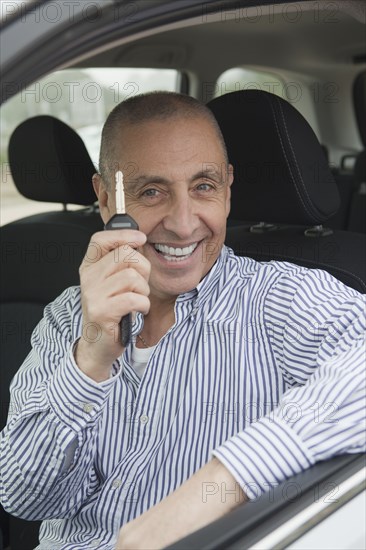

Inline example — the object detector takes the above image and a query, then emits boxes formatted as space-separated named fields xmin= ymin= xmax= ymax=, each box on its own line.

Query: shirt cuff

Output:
xmin=46 ymin=339 xmax=121 ymax=431
xmin=212 ymin=416 xmax=315 ymax=500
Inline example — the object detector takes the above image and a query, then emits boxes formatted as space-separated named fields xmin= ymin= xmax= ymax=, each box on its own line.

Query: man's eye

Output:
xmin=196 ymin=183 xmax=214 ymax=192
xmin=142 ymin=188 xmax=159 ymax=197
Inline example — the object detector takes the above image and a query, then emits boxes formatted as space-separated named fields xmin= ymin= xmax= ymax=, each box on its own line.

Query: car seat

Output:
xmin=0 ymin=115 xmax=103 ymax=549
xmin=207 ymin=90 xmax=366 ymax=293
xmin=329 ymin=69 xmax=366 ymax=233
xmin=347 ymin=150 xmax=366 ymax=233
xmin=347 ymin=69 xmax=366 ymax=233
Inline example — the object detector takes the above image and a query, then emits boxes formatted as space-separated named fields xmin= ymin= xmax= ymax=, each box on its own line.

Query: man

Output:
xmin=0 ymin=92 xmax=365 ymax=550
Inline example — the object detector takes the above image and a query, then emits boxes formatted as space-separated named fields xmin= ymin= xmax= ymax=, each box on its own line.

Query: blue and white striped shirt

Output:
xmin=1 ymin=246 xmax=365 ymax=550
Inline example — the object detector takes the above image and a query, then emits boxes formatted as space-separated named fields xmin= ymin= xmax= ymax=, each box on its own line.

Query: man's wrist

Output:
xmin=74 ymin=339 xmax=112 ymax=382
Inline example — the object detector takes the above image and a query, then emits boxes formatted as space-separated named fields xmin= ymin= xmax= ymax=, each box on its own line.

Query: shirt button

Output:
xmin=112 ymin=479 xmax=122 ymax=488
xmin=90 ymin=539 xmax=100 ymax=547
xmin=82 ymin=403 xmax=94 ymax=414
xmin=139 ymin=414 xmax=149 ymax=425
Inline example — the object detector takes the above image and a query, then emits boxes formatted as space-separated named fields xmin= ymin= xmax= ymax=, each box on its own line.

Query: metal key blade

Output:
xmin=115 ymin=170 xmax=126 ymax=214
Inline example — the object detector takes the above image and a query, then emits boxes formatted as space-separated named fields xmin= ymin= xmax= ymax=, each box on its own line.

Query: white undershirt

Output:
xmin=131 ymin=343 xmax=156 ymax=378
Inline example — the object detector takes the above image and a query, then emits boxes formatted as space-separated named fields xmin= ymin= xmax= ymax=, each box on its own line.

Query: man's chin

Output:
xmin=146 ymin=239 xmax=222 ymax=298
xmin=150 ymin=262 xmax=219 ymax=300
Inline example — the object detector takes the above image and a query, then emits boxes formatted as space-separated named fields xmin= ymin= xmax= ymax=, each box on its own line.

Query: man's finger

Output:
xmin=82 ymin=229 xmax=146 ymax=265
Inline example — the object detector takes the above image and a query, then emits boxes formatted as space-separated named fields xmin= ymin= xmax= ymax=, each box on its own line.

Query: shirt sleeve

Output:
xmin=0 ymin=286 xmax=121 ymax=520
xmin=213 ymin=267 xmax=366 ymax=500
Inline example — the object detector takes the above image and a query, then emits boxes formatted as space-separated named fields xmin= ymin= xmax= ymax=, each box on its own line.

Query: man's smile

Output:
xmin=153 ymin=241 xmax=199 ymax=260
xmin=147 ymin=240 xmax=203 ymax=264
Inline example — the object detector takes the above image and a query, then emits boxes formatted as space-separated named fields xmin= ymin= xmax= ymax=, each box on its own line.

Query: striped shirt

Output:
xmin=0 ymin=246 xmax=365 ymax=550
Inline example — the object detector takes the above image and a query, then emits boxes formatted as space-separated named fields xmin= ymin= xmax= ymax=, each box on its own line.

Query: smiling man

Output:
xmin=0 ymin=92 xmax=365 ymax=550
xmin=88 ymin=95 xmax=232 ymax=361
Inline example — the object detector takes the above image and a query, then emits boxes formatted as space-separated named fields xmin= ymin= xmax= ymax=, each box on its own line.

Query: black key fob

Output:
xmin=104 ymin=214 xmax=139 ymax=347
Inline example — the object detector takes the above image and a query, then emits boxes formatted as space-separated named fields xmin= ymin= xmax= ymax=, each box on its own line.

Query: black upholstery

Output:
xmin=353 ymin=70 xmax=366 ymax=148
xmin=355 ymin=150 xmax=366 ymax=184
xmin=207 ymin=90 xmax=340 ymax=226
xmin=207 ymin=90 xmax=366 ymax=292
xmin=225 ymin=224 xmax=366 ymax=294
xmin=347 ymin=70 xmax=366 ymax=233
xmin=8 ymin=115 xmax=97 ymax=205
xmin=327 ymin=170 xmax=355 ymax=230
xmin=0 ymin=211 xmax=102 ymax=432
xmin=1 ymin=116 xmax=103 ymax=431
xmin=348 ymin=150 xmax=366 ymax=233
xmin=1 ymin=211 xmax=102 ymax=307
xmin=1 ymin=116 xmax=103 ymax=549
xmin=327 ymin=154 xmax=365 ymax=233
xmin=327 ymin=71 xmax=366 ymax=233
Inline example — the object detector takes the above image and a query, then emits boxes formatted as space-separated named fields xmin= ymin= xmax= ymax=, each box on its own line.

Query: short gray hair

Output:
xmin=98 ymin=91 xmax=228 ymax=186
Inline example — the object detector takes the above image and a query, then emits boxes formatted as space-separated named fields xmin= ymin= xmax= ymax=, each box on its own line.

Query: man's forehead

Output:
xmin=115 ymin=116 xmax=227 ymax=171
xmin=117 ymin=113 xmax=219 ymax=140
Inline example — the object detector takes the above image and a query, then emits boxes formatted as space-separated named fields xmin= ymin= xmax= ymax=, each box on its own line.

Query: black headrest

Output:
xmin=207 ymin=90 xmax=340 ymax=225
xmin=8 ymin=115 xmax=97 ymax=205
xmin=353 ymin=70 xmax=366 ymax=147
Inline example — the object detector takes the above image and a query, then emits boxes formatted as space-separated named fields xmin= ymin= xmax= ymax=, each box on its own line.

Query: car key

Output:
xmin=104 ymin=170 xmax=139 ymax=347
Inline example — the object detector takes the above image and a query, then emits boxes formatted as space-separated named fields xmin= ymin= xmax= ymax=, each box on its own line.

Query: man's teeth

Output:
xmin=154 ymin=242 xmax=198 ymax=260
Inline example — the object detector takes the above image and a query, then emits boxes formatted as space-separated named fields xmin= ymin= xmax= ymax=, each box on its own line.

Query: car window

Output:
xmin=0 ymin=67 xmax=180 ymax=225
xmin=215 ymin=67 xmax=286 ymax=99
xmin=215 ymin=67 xmax=321 ymax=140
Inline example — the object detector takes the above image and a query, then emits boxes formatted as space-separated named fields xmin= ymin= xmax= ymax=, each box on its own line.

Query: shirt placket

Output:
xmin=109 ymin=298 xmax=197 ymax=529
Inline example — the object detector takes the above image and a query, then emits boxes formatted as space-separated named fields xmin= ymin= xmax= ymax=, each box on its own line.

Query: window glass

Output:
xmin=215 ymin=67 xmax=286 ymax=99
xmin=215 ymin=67 xmax=320 ymax=139
xmin=0 ymin=68 xmax=179 ymax=225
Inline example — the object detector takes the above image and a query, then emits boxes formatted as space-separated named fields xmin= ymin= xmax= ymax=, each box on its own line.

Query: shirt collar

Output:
xmin=192 ymin=245 xmax=230 ymax=306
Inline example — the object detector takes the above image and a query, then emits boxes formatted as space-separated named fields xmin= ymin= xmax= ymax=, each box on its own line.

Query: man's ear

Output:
xmin=92 ymin=173 xmax=113 ymax=225
xmin=225 ymin=164 xmax=234 ymax=218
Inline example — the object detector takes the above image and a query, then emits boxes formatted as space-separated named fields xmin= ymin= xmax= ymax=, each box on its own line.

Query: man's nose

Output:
xmin=162 ymin=195 xmax=200 ymax=238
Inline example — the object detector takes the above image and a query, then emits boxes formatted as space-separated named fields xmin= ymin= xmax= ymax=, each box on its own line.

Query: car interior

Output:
xmin=0 ymin=1 xmax=365 ymax=549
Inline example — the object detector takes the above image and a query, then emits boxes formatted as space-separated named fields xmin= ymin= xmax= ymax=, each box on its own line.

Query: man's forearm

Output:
xmin=116 ymin=457 xmax=247 ymax=549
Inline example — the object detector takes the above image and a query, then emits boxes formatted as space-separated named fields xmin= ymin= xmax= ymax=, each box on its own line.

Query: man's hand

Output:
xmin=75 ymin=229 xmax=151 ymax=382
xmin=116 ymin=458 xmax=247 ymax=550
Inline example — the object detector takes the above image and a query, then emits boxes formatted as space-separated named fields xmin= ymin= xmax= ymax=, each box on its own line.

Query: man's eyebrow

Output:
xmin=191 ymin=168 xmax=223 ymax=182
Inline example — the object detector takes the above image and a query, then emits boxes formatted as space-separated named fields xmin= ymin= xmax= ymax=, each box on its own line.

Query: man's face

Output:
xmin=100 ymin=115 xmax=233 ymax=302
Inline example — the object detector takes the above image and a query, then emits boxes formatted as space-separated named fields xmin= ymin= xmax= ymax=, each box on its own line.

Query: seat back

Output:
xmin=1 ymin=115 xmax=103 ymax=429
xmin=0 ymin=116 xmax=103 ymax=550
xmin=328 ymin=153 xmax=365 ymax=233
xmin=1 ymin=211 xmax=102 ymax=428
xmin=207 ymin=90 xmax=366 ymax=293
xmin=347 ymin=69 xmax=366 ymax=233
xmin=347 ymin=150 xmax=366 ymax=233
